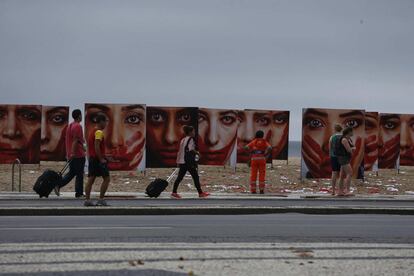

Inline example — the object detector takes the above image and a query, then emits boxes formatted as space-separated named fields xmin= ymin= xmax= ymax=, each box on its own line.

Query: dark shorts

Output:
xmin=337 ymin=156 xmax=351 ymax=166
xmin=330 ymin=156 xmax=341 ymax=172
xmin=88 ymin=158 xmax=110 ymax=177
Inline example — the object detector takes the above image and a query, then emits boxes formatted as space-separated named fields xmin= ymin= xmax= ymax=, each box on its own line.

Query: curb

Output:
xmin=1 ymin=206 xmax=414 ymax=216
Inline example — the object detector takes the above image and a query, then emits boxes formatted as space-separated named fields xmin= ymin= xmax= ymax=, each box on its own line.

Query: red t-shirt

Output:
xmin=88 ymin=129 xmax=105 ymax=159
xmin=246 ymin=138 xmax=271 ymax=159
xmin=65 ymin=121 xmax=86 ymax=159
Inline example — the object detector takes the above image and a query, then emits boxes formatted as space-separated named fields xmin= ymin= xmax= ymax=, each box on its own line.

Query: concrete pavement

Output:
xmin=3 ymin=242 xmax=414 ymax=276
xmin=1 ymin=192 xmax=414 ymax=216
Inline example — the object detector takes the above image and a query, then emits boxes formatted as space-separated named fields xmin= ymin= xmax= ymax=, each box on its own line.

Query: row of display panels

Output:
xmin=301 ymin=108 xmax=412 ymax=179
xmin=0 ymin=104 xmax=289 ymax=170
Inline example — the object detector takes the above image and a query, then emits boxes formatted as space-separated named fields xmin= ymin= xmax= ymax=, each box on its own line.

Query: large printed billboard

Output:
xmin=378 ymin=113 xmax=400 ymax=169
xmin=237 ymin=109 xmax=289 ymax=163
xmin=269 ymin=110 xmax=289 ymax=160
xmin=85 ymin=103 xmax=146 ymax=171
xmin=301 ymin=108 xmax=365 ymax=179
xmin=0 ymin=104 xmax=42 ymax=164
xmin=40 ymin=106 xmax=69 ymax=161
xmin=364 ymin=112 xmax=379 ymax=171
xmin=197 ymin=108 xmax=238 ymax=166
xmin=399 ymin=114 xmax=414 ymax=166
xmin=146 ymin=106 xmax=198 ymax=168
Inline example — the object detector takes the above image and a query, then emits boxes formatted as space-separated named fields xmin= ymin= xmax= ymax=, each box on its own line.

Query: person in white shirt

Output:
xmin=171 ymin=125 xmax=210 ymax=199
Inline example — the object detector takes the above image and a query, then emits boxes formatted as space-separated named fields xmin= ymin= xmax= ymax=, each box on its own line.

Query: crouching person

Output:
xmin=84 ymin=114 xmax=110 ymax=206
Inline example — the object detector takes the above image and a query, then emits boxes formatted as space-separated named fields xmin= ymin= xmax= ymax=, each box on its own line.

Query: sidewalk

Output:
xmin=1 ymin=191 xmax=414 ymax=216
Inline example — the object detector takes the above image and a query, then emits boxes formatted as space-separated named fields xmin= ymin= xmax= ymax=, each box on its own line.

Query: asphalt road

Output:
xmin=1 ymin=214 xmax=414 ymax=243
xmin=2 ymin=214 xmax=414 ymax=275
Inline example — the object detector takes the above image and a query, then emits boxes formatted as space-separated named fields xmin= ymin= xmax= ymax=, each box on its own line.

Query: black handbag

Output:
xmin=184 ymin=137 xmax=199 ymax=167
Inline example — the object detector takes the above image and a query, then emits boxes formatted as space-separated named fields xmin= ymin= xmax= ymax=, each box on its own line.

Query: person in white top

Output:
xmin=171 ymin=125 xmax=210 ymax=199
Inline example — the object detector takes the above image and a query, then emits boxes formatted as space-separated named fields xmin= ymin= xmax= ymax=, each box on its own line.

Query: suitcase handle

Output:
xmin=166 ymin=168 xmax=179 ymax=183
xmin=59 ymin=160 xmax=72 ymax=175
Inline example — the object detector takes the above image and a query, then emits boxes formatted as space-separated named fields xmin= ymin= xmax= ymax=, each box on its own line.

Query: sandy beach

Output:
xmin=2 ymin=157 xmax=413 ymax=196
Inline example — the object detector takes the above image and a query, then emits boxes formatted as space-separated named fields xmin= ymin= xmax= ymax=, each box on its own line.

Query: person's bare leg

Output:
xmin=346 ymin=165 xmax=353 ymax=194
xmin=344 ymin=165 xmax=353 ymax=194
xmin=331 ymin=171 xmax=338 ymax=195
xmin=337 ymin=168 xmax=345 ymax=196
xmin=99 ymin=176 xmax=110 ymax=199
xmin=85 ymin=176 xmax=95 ymax=200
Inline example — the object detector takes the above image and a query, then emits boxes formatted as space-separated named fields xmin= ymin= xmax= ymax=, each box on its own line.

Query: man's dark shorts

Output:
xmin=88 ymin=158 xmax=110 ymax=177
xmin=330 ymin=156 xmax=341 ymax=172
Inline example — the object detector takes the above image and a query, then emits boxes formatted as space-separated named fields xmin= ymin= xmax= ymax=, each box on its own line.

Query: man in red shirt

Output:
xmin=244 ymin=130 xmax=272 ymax=194
xmin=84 ymin=114 xmax=110 ymax=206
xmin=55 ymin=109 xmax=86 ymax=198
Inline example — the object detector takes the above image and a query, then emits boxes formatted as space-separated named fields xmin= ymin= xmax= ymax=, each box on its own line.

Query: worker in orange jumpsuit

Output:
xmin=244 ymin=130 xmax=272 ymax=194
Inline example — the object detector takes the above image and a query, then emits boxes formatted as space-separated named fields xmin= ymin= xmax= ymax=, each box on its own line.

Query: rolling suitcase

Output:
xmin=33 ymin=161 xmax=71 ymax=198
xmin=145 ymin=168 xmax=178 ymax=198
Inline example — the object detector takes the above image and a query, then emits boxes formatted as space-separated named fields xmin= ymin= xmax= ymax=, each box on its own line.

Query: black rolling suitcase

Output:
xmin=145 ymin=168 xmax=178 ymax=198
xmin=33 ymin=161 xmax=71 ymax=198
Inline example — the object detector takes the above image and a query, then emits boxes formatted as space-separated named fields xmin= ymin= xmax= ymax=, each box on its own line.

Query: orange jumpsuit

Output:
xmin=246 ymin=138 xmax=271 ymax=193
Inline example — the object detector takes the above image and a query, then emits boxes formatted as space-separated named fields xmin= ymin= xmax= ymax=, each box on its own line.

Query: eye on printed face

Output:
xmin=198 ymin=108 xmax=238 ymax=165
xmin=146 ymin=106 xmax=198 ymax=168
xmin=0 ymin=105 xmax=41 ymax=164
xmin=237 ymin=110 xmax=272 ymax=163
xmin=270 ymin=111 xmax=289 ymax=160
xmin=364 ymin=112 xmax=379 ymax=171
xmin=302 ymin=108 xmax=365 ymax=179
xmin=41 ymin=106 xmax=69 ymax=161
xmin=85 ymin=104 xmax=146 ymax=171
xmin=378 ymin=114 xmax=400 ymax=169
xmin=399 ymin=114 xmax=414 ymax=166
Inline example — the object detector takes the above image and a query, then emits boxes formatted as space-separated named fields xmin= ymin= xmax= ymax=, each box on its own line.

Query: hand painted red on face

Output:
xmin=302 ymin=134 xmax=331 ymax=178
xmin=198 ymin=136 xmax=236 ymax=165
xmin=271 ymin=126 xmax=289 ymax=159
xmin=400 ymin=149 xmax=414 ymax=166
xmin=350 ymin=137 xmax=363 ymax=173
xmin=106 ymin=131 xmax=145 ymax=171
xmin=364 ymin=134 xmax=378 ymax=170
xmin=378 ymin=134 xmax=400 ymax=169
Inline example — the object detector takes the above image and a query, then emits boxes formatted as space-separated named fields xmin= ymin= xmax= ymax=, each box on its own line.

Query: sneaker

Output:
xmin=260 ymin=190 xmax=264 ymax=194
xmin=75 ymin=194 xmax=85 ymax=199
xmin=53 ymin=185 xmax=60 ymax=196
xmin=83 ymin=200 xmax=95 ymax=206
xmin=170 ymin=193 xmax=182 ymax=199
xmin=96 ymin=199 xmax=109 ymax=206
xmin=198 ymin=192 xmax=210 ymax=198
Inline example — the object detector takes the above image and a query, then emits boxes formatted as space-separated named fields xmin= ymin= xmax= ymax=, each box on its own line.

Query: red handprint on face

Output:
xmin=364 ymin=134 xmax=378 ymax=170
xmin=350 ymin=137 xmax=363 ymax=173
xmin=302 ymin=134 xmax=331 ymax=178
xmin=378 ymin=134 xmax=400 ymax=169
